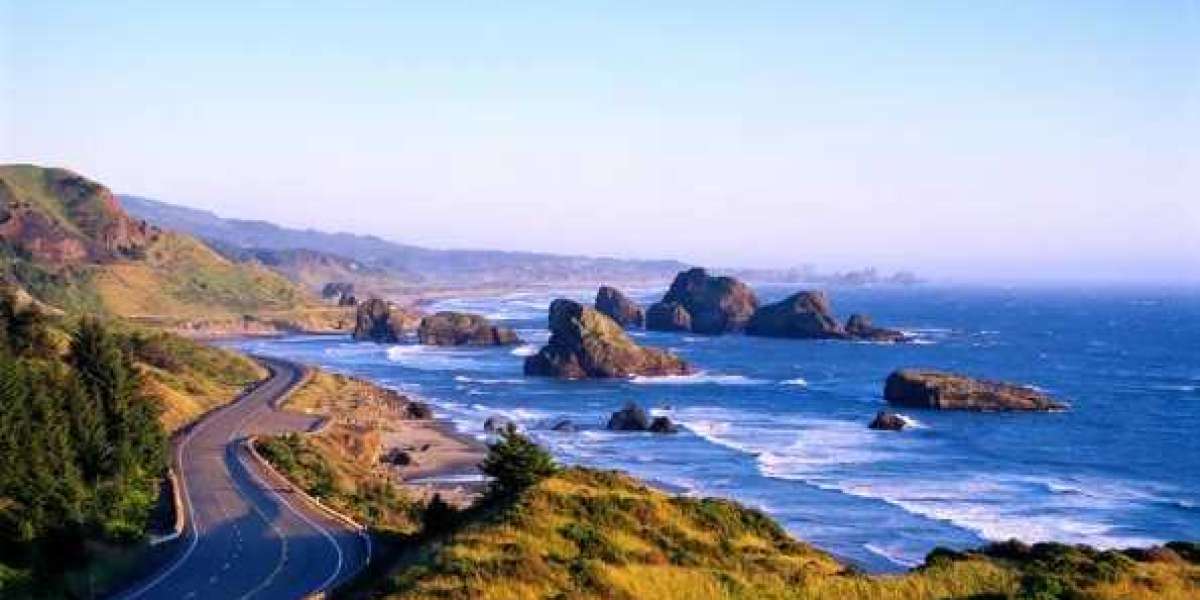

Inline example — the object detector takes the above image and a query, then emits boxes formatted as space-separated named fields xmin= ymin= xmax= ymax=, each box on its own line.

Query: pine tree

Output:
xmin=479 ymin=425 xmax=558 ymax=498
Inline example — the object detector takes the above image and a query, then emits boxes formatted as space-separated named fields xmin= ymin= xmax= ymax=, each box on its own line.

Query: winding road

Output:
xmin=116 ymin=358 xmax=370 ymax=600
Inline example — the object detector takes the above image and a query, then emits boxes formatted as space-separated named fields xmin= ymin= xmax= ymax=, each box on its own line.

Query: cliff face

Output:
xmin=0 ymin=164 xmax=309 ymax=320
xmin=0 ymin=166 xmax=154 ymax=267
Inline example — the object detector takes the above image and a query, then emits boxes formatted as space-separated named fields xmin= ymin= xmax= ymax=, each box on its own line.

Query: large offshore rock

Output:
xmin=745 ymin=291 xmax=845 ymax=339
xmin=417 ymin=311 xmax=520 ymax=346
xmin=352 ymin=298 xmax=417 ymax=343
xmin=646 ymin=268 xmax=758 ymax=334
xmin=884 ymin=369 xmax=1065 ymax=412
xmin=524 ymin=299 xmax=690 ymax=378
xmin=594 ymin=285 xmax=645 ymax=328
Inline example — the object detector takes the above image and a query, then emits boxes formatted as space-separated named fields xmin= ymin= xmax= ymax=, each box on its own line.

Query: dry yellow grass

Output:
xmin=92 ymin=233 xmax=304 ymax=319
xmin=371 ymin=468 xmax=1200 ymax=600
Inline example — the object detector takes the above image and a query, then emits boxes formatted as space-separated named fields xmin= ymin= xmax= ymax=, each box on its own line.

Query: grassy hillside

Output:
xmin=91 ymin=233 xmax=303 ymax=318
xmin=1 ymin=164 xmax=310 ymax=321
xmin=120 ymin=326 xmax=267 ymax=431
xmin=360 ymin=466 xmax=1199 ymax=600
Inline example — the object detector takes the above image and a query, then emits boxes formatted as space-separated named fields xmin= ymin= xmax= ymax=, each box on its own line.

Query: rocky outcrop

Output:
xmin=745 ymin=291 xmax=844 ymax=339
xmin=0 ymin=168 xmax=156 ymax=267
xmin=417 ymin=311 xmax=520 ymax=346
xmin=524 ymin=299 xmax=690 ymax=379
xmin=845 ymin=314 xmax=909 ymax=343
xmin=322 ymin=282 xmax=358 ymax=306
xmin=607 ymin=402 xmax=650 ymax=431
xmin=548 ymin=418 xmax=576 ymax=432
xmin=484 ymin=415 xmax=515 ymax=433
xmin=645 ymin=301 xmax=692 ymax=332
xmin=352 ymin=298 xmax=417 ymax=343
xmin=884 ymin=369 xmax=1065 ymax=412
xmin=745 ymin=292 xmax=907 ymax=342
xmin=322 ymin=282 xmax=354 ymax=299
xmin=606 ymin=403 xmax=677 ymax=433
xmin=646 ymin=268 xmax=757 ymax=334
xmin=648 ymin=416 xmax=679 ymax=434
xmin=404 ymin=402 xmax=434 ymax=420
xmin=595 ymin=285 xmax=645 ymax=328
xmin=868 ymin=411 xmax=907 ymax=431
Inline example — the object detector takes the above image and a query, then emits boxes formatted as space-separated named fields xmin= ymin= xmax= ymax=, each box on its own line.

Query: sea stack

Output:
xmin=844 ymin=314 xmax=909 ymax=342
xmin=884 ymin=369 xmax=1065 ymax=412
xmin=417 ymin=311 xmax=520 ymax=346
xmin=353 ymin=298 xmax=415 ymax=343
xmin=524 ymin=299 xmax=691 ymax=378
xmin=745 ymin=291 xmax=907 ymax=342
xmin=645 ymin=268 xmax=758 ymax=334
xmin=745 ymin=291 xmax=844 ymax=339
xmin=594 ymin=285 xmax=645 ymax=328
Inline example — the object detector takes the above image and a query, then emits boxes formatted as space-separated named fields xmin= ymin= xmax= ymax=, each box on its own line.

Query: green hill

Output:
xmin=0 ymin=164 xmax=307 ymax=318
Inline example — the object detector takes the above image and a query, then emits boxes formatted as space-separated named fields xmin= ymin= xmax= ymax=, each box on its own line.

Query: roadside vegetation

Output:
xmin=256 ymin=432 xmax=421 ymax=533
xmin=339 ymin=428 xmax=1198 ymax=600
xmin=0 ymin=292 xmax=166 ymax=597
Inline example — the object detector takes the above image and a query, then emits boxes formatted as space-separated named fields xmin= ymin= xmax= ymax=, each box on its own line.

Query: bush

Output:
xmin=479 ymin=425 xmax=558 ymax=498
xmin=421 ymin=493 xmax=458 ymax=535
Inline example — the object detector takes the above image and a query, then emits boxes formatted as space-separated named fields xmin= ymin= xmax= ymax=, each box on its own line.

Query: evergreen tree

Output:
xmin=480 ymin=425 xmax=558 ymax=498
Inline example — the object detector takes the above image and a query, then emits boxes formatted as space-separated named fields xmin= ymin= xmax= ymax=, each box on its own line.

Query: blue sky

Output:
xmin=2 ymin=2 xmax=1198 ymax=282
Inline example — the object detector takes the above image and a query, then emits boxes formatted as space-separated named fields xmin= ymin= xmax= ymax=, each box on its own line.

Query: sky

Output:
xmin=2 ymin=1 xmax=1198 ymax=283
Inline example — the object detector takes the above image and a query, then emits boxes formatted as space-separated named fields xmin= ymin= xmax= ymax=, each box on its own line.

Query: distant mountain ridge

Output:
xmin=119 ymin=195 xmax=691 ymax=287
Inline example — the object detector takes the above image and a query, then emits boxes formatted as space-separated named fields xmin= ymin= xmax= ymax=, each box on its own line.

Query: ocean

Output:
xmin=227 ymin=284 xmax=1200 ymax=571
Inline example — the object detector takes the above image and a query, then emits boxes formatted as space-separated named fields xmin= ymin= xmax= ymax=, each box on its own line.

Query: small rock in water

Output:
xmin=549 ymin=418 xmax=576 ymax=432
xmin=868 ymin=411 xmax=907 ymax=431
xmin=648 ymin=416 xmax=679 ymax=434
xmin=484 ymin=415 xmax=515 ymax=433
xmin=607 ymin=402 xmax=651 ymax=431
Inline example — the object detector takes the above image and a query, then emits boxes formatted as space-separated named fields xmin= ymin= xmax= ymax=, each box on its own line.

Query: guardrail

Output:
xmin=244 ymin=435 xmax=373 ymax=569
xmin=148 ymin=467 xmax=185 ymax=546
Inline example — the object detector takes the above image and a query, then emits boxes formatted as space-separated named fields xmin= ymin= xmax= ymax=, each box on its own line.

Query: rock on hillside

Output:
xmin=353 ymin=298 xmax=420 ymax=343
xmin=646 ymin=268 xmax=758 ymax=334
xmin=884 ymin=369 xmax=1065 ymax=411
xmin=417 ymin=311 xmax=520 ymax=346
xmin=0 ymin=165 xmax=155 ymax=266
xmin=594 ymin=285 xmax=644 ymax=328
xmin=524 ymin=299 xmax=690 ymax=378
xmin=1 ymin=164 xmax=309 ymax=319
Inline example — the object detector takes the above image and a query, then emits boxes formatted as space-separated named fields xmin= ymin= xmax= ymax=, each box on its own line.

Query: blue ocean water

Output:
xmin=228 ymin=285 xmax=1200 ymax=571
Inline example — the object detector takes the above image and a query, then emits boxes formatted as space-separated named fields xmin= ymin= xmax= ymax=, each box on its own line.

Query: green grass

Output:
xmin=256 ymin=433 xmax=420 ymax=533
xmin=2 ymin=164 xmax=310 ymax=320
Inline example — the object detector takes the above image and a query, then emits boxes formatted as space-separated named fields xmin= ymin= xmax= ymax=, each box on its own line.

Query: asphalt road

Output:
xmin=115 ymin=358 xmax=370 ymax=600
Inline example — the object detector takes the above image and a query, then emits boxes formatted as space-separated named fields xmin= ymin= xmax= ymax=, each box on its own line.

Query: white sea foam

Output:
xmin=779 ymin=377 xmax=808 ymax=386
xmin=630 ymin=373 xmax=768 ymax=386
xmin=863 ymin=543 xmax=921 ymax=568
xmin=511 ymin=344 xmax=540 ymax=357
xmin=675 ymin=405 xmax=1166 ymax=550
xmin=894 ymin=413 xmax=926 ymax=429
xmin=454 ymin=375 xmax=526 ymax=385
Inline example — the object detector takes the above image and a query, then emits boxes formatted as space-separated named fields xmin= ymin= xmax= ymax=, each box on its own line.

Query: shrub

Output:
xmin=479 ymin=425 xmax=558 ymax=498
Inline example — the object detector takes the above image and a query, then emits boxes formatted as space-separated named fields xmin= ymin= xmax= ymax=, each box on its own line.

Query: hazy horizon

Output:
xmin=3 ymin=2 xmax=1198 ymax=284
